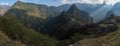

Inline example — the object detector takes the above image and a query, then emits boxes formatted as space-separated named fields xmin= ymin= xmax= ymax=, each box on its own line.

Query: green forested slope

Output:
xmin=0 ymin=16 xmax=57 ymax=46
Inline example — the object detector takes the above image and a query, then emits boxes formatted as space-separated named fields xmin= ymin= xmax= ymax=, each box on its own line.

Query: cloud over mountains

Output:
xmin=0 ymin=3 xmax=9 ymax=5
xmin=60 ymin=0 xmax=120 ymax=5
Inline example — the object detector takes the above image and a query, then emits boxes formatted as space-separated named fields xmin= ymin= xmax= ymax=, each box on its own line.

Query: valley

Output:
xmin=0 ymin=0 xmax=120 ymax=46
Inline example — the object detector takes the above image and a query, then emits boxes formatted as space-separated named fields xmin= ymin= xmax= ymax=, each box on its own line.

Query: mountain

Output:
xmin=58 ymin=4 xmax=71 ymax=11
xmin=42 ymin=4 xmax=93 ymax=40
xmin=0 ymin=5 xmax=10 ymax=15
xmin=10 ymin=1 xmax=62 ymax=19
xmin=103 ymin=2 xmax=120 ymax=22
xmin=4 ymin=1 xmax=63 ymax=31
xmin=4 ymin=1 xmax=113 ymax=28
xmin=57 ymin=3 xmax=109 ymax=22
xmin=58 ymin=3 xmax=105 ymax=14
xmin=113 ymin=2 xmax=120 ymax=16
xmin=76 ymin=3 xmax=105 ymax=13
xmin=92 ymin=5 xmax=113 ymax=22
xmin=66 ymin=4 xmax=93 ymax=23
xmin=105 ymin=10 xmax=114 ymax=19
xmin=2 ymin=1 xmax=120 ymax=46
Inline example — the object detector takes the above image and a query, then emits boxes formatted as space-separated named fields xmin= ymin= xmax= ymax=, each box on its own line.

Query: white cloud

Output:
xmin=61 ymin=0 xmax=67 ymax=4
xmin=0 ymin=3 xmax=9 ymax=5
xmin=105 ymin=0 xmax=120 ymax=5
xmin=19 ymin=0 xmax=23 ymax=1
xmin=60 ymin=0 xmax=104 ymax=4
xmin=60 ymin=0 xmax=120 ymax=5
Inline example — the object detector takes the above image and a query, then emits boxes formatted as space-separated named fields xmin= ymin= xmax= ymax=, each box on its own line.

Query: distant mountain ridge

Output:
xmin=57 ymin=3 xmax=109 ymax=22
xmin=113 ymin=2 xmax=120 ymax=16
xmin=0 ymin=5 xmax=10 ymax=15
xmin=57 ymin=3 xmax=105 ymax=14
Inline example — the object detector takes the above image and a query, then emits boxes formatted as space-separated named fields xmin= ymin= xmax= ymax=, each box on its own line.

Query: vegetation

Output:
xmin=2 ymin=1 xmax=120 ymax=46
xmin=69 ymin=24 xmax=120 ymax=46
xmin=0 ymin=16 xmax=57 ymax=46
xmin=0 ymin=28 xmax=26 ymax=46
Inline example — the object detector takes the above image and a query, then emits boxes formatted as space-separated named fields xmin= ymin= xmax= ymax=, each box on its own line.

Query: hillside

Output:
xmin=70 ymin=24 xmax=120 ymax=46
xmin=0 ymin=30 xmax=26 ymax=46
xmin=0 ymin=16 xmax=57 ymax=46
xmin=70 ymin=14 xmax=120 ymax=46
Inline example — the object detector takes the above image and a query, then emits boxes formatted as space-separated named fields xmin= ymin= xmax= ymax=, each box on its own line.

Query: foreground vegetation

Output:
xmin=69 ymin=24 xmax=120 ymax=46
xmin=0 ymin=16 xmax=57 ymax=46
xmin=0 ymin=15 xmax=120 ymax=46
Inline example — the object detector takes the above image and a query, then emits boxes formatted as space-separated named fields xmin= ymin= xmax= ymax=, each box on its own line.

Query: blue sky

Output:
xmin=0 ymin=0 xmax=120 ymax=6
xmin=0 ymin=0 xmax=62 ymax=6
xmin=0 ymin=0 xmax=17 ymax=5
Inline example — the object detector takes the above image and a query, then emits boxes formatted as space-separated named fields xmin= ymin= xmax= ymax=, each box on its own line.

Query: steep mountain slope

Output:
xmin=5 ymin=1 xmax=63 ymax=31
xmin=66 ymin=4 xmax=93 ymax=24
xmin=42 ymin=4 xmax=93 ymax=40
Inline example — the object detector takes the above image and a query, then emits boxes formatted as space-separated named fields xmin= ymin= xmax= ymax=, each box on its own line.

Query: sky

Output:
xmin=0 ymin=0 xmax=120 ymax=6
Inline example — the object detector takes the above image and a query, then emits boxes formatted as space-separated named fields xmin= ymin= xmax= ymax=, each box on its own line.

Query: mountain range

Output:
xmin=0 ymin=5 xmax=10 ymax=15
xmin=1 ymin=1 xmax=120 ymax=46
xmin=4 ymin=1 xmax=120 ymax=22
xmin=58 ymin=2 xmax=120 ymax=22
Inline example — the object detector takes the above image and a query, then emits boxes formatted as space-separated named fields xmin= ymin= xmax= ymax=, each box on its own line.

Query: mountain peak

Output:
xmin=71 ymin=4 xmax=76 ymax=7
xmin=16 ymin=1 xmax=23 ymax=4
xmin=66 ymin=4 xmax=93 ymax=24
xmin=67 ymin=4 xmax=79 ymax=12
